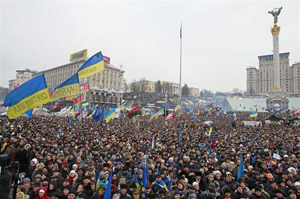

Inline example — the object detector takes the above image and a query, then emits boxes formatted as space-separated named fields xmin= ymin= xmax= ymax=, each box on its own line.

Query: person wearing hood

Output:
xmin=47 ymin=181 xmax=61 ymax=198
xmin=35 ymin=187 xmax=50 ymax=199
xmin=28 ymin=158 xmax=38 ymax=178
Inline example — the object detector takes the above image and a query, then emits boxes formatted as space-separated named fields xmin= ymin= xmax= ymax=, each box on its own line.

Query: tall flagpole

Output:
xmin=179 ymin=23 xmax=182 ymax=102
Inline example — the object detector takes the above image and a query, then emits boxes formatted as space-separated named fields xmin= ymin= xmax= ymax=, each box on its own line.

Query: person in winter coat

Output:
xmin=119 ymin=184 xmax=132 ymax=199
xmin=35 ymin=187 xmax=50 ymax=199
xmin=231 ymin=185 xmax=250 ymax=199
xmin=60 ymin=186 xmax=71 ymax=199
xmin=47 ymin=181 xmax=61 ymax=198
xmin=249 ymin=187 xmax=269 ymax=199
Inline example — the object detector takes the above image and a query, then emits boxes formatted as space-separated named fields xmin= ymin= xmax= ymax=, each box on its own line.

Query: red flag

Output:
xmin=128 ymin=106 xmax=141 ymax=118
xmin=165 ymin=113 xmax=175 ymax=121
xmin=73 ymin=95 xmax=84 ymax=104
xmin=80 ymin=82 xmax=89 ymax=92
xmin=49 ymin=104 xmax=62 ymax=113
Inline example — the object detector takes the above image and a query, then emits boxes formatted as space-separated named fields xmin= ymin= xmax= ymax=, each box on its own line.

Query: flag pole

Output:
xmin=179 ymin=22 xmax=182 ymax=102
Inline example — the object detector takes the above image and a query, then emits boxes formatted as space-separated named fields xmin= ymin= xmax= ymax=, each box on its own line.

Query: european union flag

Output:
xmin=92 ymin=108 xmax=103 ymax=122
xmin=4 ymin=74 xmax=51 ymax=119
xmin=162 ymin=102 xmax=169 ymax=108
xmin=184 ymin=106 xmax=191 ymax=112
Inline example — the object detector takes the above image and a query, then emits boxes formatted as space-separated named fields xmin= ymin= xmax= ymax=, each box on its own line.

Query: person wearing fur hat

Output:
xmin=68 ymin=170 xmax=78 ymax=187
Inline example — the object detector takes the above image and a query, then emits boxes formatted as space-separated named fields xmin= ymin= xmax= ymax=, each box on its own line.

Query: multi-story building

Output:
xmin=8 ymin=69 xmax=37 ymax=91
xmin=290 ymin=62 xmax=300 ymax=95
xmin=34 ymin=52 xmax=124 ymax=107
xmin=246 ymin=67 xmax=259 ymax=95
xmin=161 ymin=81 xmax=180 ymax=96
xmin=129 ymin=80 xmax=180 ymax=96
xmin=189 ymin=87 xmax=200 ymax=97
xmin=246 ymin=52 xmax=294 ymax=96
xmin=129 ymin=80 xmax=156 ymax=93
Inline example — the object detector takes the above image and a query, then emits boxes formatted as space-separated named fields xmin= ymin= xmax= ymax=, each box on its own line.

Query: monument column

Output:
xmin=271 ymin=25 xmax=281 ymax=90
xmin=266 ymin=7 xmax=288 ymax=112
xmin=268 ymin=6 xmax=282 ymax=92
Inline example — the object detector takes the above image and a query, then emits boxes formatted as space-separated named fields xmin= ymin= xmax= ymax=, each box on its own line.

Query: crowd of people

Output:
xmin=0 ymin=111 xmax=299 ymax=199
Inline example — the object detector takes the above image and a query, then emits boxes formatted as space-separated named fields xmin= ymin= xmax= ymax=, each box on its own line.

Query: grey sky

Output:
xmin=0 ymin=0 xmax=299 ymax=92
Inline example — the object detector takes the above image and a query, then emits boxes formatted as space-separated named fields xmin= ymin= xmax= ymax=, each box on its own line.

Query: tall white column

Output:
xmin=271 ymin=25 xmax=281 ymax=90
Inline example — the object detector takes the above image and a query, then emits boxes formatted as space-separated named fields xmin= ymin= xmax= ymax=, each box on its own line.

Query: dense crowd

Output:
xmin=0 ymin=112 xmax=299 ymax=199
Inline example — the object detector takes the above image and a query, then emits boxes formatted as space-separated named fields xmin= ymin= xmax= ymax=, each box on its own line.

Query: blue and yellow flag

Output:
xmin=134 ymin=170 xmax=140 ymax=190
xmin=104 ymin=108 xmax=116 ymax=123
xmin=51 ymin=73 xmax=80 ymax=101
xmin=81 ymin=100 xmax=89 ymax=112
xmin=4 ymin=74 xmax=51 ymax=119
xmin=103 ymin=169 xmax=113 ymax=199
xmin=142 ymin=166 xmax=147 ymax=197
xmin=250 ymin=111 xmax=258 ymax=118
xmin=20 ymin=109 xmax=33 ymax=119
xmin=77 ymin=51 xmax=105 ymax=78
xmin=207 ymin=127 xmax=213 ymax=137
xmin=119 ymin=104 xmax=125 ymax=111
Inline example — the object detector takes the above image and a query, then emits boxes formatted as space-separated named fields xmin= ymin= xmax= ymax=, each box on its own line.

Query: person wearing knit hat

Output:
xmin=21 ymin=177 xmax=31 ymax=196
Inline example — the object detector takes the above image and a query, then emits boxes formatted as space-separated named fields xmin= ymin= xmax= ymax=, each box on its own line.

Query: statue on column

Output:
xmin=268 ymin=7 xmax=283 ymax=24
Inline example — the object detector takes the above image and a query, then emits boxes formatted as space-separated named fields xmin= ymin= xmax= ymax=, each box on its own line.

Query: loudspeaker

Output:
xmin=0 ymin=173 xmax=12 ymax=199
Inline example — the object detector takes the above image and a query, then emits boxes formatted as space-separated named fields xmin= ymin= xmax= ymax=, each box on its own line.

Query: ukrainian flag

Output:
xmin=250 ymin=111 xmax=258 ymax=118
xmin=134 ymin=170 xmax=141 ymax=190
xmin=81 ymin=100 xmax=89 ymax=112
xmin=77 ymin=51 xmax=105 ymax=78
xmin=4 ymin=74 xmax=51 ymax=119
xmin=51 ymin=73 xmax=80 ymax=101
xmin=20 ymin=109 xmax=33 ymax=119
xmin=119 ymin=104 xmax=125 ymax=111
xmin=149 ymin=109 xmax=164 ymax=121
xmin=104 ymin=108 xmax=116 ymax=123
xmin=207 ymin=127 xmax=213 ymax=137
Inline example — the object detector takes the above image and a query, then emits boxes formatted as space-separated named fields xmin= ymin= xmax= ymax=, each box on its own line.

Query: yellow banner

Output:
xmin=7 ymin=88 xmax=51 ymax=119
xmin=51 ymin=84 xmax=80 ymax=101
xmin=70 ymin=49 xmax=87 ymax=62
xmin=78 ymin=60 xmax=105 ymax=79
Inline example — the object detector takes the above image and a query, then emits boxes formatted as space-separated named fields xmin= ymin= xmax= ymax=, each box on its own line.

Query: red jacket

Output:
xmin=34 ymin=187 xmax=50 ymax=199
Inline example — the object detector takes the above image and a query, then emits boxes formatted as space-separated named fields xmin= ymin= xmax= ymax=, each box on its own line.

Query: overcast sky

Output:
xmin=0 ymin=0 xmax=299 ymax=92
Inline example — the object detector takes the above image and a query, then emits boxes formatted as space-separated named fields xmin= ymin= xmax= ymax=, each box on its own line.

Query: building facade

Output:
xmin=129 ymin=80 xmax=180 ymax=96
xmin=8 ymin=69 xmax=37 ymax=91
xmin=161 ymin=81 xmax=180 ymax=96
xmin=246 ymin=52 xmax=297 ymax=96
xmin=34 ymin=54 xmax=124 ymax=107
xmin=129 ymin=80 xmax=156 ymax=93
xmin=189 ymin=87 xmax=200 ymax=97
xmin=290 ymin=62 xmax=300 ymax=95
xmin=246 ymin=67 xmax=259 ymax=95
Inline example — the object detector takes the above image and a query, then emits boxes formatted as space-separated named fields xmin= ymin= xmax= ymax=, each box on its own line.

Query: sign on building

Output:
xmin=70 ymin=49 xmax=88 ymax=62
